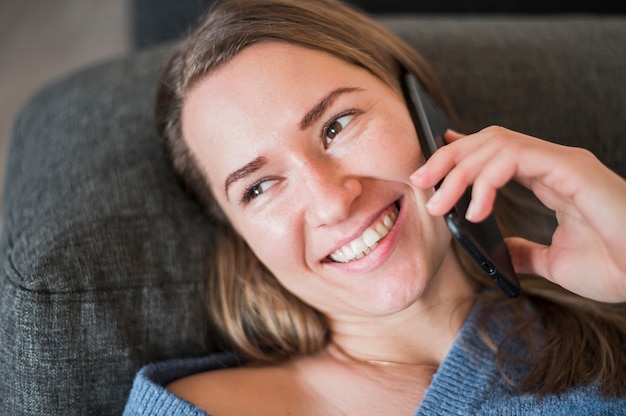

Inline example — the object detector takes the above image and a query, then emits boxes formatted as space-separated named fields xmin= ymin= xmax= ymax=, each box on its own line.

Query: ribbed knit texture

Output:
xmin=124 ymin=302 xmax=626 ymax=415
xmin=124 ymin=353 xmax=241 ymax=415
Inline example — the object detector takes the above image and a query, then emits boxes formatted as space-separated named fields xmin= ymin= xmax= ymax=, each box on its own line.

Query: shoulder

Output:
xmin=166 ymin=360 xmax=302 ymax=416
xmin=123 ymin=352 xmax=242 ymax=416
xmin=165 ymin=366 xmax=248 ymax=409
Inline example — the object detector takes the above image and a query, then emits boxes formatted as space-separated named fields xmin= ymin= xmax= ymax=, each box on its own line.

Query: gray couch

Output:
xmin=1 ymin=16 xmax=625 ymax=416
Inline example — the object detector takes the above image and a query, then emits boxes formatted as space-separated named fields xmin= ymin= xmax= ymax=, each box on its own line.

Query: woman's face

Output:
xmin=182 ymin=42 xmax=458 ymax=319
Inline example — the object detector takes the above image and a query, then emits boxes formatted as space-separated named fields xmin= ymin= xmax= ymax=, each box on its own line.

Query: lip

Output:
xmin=321 ymin=198 xmax=404 ymax=274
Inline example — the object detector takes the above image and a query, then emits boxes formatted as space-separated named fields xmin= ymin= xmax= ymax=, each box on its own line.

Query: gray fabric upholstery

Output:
xmin=0 ymin=45 xmax=226 ymax=415
xmin=1 ymin=16 xmax=624 ymax=416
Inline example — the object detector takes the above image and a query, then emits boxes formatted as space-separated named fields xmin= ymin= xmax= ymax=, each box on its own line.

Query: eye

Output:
xmin=323 ymin=113 xmax=355 ymax=148
xmin=241 ymin=178 xmax=278 ymax=205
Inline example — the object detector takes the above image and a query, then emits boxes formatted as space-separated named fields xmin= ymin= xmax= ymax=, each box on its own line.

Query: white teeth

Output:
xmin=350 ymin=237 xmax=368 ymax=256
xmin=328 ymin=205 xmax=398 ymax=263
xmin=362 ymin=228 xmax=380 ymax=247
xmin=341 ymin=245 xmax=355 ymax=259
xmin=383 ymin=214 xmax=394 ymax=229
xmin=375 ymin=222 xmax=389 ymax=237
xmin=329 ymin=250 xmax=346 ymax=263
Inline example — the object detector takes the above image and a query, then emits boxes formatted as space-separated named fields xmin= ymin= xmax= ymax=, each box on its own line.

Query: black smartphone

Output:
xmin=401 ymin=72 xmax=520 ymax=298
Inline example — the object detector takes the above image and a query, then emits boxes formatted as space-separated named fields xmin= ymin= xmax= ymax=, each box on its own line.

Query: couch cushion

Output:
xmin=0 ymin=44 xmax=227 ymax=416
xmin=387 ymin=16 xmax=626 ymax=177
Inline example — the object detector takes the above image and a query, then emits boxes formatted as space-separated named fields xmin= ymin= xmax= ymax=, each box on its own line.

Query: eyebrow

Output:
xmin=224 ymin=156 xmax=267 ymax=200
xmin=299 ymin=87 xmax=362 ymax=130
xmin=223 ymin=87 xmax=363 ymax=200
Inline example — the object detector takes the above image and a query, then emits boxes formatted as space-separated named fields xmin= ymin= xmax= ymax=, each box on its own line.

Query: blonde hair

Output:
xmin=157 ymin=0 xmax=626 ymax=396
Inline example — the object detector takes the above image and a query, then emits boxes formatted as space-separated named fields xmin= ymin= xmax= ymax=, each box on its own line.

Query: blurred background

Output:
xmin=1 ymin=0 xmax=623 ymax=218
xmin=0 ymin=0 xmax=130 ymax=215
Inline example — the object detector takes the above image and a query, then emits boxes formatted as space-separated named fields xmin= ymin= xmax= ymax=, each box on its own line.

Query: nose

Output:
xmin=302 ymin=160 xmax=362 ymax=228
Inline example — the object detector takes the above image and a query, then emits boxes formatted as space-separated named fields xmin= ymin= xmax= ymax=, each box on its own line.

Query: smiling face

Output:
xmin=182 ymin=42 xmax=462 ymax=320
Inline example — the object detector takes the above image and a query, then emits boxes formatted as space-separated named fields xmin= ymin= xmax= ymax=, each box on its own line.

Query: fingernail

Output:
xmin=465 ymin=200 xmax=476 ymax=221
xmin=410 ymin=165 xmax=426 ymax=181
xmin=426 ymin=190 xmax=440 ymax=211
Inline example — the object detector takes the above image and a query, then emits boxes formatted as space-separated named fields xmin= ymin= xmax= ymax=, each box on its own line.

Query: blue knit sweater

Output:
xmin=123 ymin=301 xmax=626 ymax=415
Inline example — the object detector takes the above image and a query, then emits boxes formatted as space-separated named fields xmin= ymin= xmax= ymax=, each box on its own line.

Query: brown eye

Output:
xmin=323 ymin=114 xmax=354 ymax=147
xmin=326 ymin=121 xmax=342 ymax=141
xmin=241 ymin=178 xmax=279 ymax=204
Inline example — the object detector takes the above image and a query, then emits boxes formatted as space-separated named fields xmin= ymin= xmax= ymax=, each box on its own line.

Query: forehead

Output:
xmin=180 ymin=42 xmax=386 ymax=191
xmin=183 ymin=42 xmax=365 ymax=121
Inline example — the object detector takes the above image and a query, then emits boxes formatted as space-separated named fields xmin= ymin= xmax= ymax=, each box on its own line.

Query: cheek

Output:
xmin=365 ymin=113 xmax=422 ymax=178
xmin=235 ymin=209 xmax=305 ymax=278
xmin=247 ymin=226 xmax=319 ymax=304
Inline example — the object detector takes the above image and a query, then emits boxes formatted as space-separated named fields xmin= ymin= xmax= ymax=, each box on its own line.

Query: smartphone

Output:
xmin=401 ymin=72 xmax=520 ymax=298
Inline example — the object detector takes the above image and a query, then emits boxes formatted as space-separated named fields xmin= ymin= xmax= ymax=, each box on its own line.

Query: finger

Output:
xmin=443 ymin=129 xmax=465 ymax=143
xmin=409 ymin=149 xmax=457 ymax=189
xmin=411 ymin=130 xmax=482 ymax=189
xmin=465 ymin=182 xmax=497 ymax=222
xmin=465 ymin=147 xmax=519 ymax=222
xmin=426 ymin=138 xmax=502 ymax=216
xmin=504 ymin=236 xmax=550 ymax=278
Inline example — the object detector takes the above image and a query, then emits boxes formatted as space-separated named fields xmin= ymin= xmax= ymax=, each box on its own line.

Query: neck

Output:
xmin=328 ymin=341 xmax=442 ymax=369
xmin=328 ymin=249 xmax=476 ymax=366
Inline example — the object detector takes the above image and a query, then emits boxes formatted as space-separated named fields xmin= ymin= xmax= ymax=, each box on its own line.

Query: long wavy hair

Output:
xmin=156 ymin=0 xmax=626 ymax=397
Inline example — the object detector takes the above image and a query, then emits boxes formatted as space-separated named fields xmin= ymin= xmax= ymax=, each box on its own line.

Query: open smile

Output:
xmin=328 ymin=202 xmax=399 ymax=263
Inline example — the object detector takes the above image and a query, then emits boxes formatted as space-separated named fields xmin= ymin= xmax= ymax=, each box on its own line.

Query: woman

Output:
xmin=124 ymin=0 xmax=626 ymax=414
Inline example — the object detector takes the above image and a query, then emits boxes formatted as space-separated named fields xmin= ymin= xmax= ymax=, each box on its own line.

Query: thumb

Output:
xmin=504 ymin=236 xmax=550 ymax=278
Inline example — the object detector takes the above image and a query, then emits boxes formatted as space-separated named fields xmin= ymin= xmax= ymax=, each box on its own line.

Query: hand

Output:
xmin=410 ymin=126 xmax=626 ymax=302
